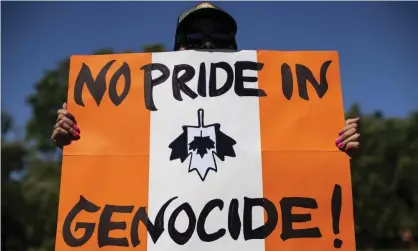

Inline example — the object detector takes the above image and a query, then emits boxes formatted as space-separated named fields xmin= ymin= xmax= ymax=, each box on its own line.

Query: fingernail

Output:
xmin=338 ymin=143 xmax=344 ymax=148
xmin=335 ymin=138 xmax=342 ymax=144
xmin=73 ymin=131 xmax=79 ymax=137
xmin=74 ymin=124 xmax=79 ymax=132
xmin=339 ymin=130 xmax=344 ymax=136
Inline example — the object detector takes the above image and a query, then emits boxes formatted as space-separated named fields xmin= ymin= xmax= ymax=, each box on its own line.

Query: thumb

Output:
xmin=62 ymin=102 xmax=67 ymax=110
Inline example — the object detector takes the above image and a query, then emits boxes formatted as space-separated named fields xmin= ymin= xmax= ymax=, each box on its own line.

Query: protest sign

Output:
xmin=55 ymin=50 xmax=356 ymax=251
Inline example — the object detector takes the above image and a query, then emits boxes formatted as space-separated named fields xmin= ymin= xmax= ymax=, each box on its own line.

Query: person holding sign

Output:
xmin=51 ymin=2 xmax=360 ymax=154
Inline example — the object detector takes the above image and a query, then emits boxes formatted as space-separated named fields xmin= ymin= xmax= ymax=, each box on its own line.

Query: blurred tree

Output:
xmin=25 ymin=48 xmax=116 ymax=153
xmin=2 ymin=112 xmax=13 ymax=135
xmin=20 ymin=159 xmax=62 ymax=251
xmin=1 ymin=111 xmax=29 ymax=250
xmin=142 ymin=43 xmax=166 ymax=52
xmin=347 ymin=106 xmax=418 ymax=249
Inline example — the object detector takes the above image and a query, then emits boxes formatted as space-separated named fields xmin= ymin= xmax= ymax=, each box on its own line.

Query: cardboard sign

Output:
xmin=55 ymin=50 xmax=356 ymax=251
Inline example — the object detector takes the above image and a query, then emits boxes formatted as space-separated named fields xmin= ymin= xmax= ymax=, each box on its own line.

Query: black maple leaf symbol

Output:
xmin=189 ymin=133 xmax=215 ymax=158
xmin=168 ymin=109 xmax=237 ymax=181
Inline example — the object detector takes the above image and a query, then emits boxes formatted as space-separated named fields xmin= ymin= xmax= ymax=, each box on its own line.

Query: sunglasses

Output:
xmin=181 ymin=32 xmax=235 ymax=49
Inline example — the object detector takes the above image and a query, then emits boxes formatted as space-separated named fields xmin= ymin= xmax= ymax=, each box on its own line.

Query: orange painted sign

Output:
xmin=55 ymin=50 xmax=356 ymax=251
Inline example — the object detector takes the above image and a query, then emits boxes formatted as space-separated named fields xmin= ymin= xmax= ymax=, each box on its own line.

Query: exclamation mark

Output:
xmin=332 ymin=184 xmax=343 ymax=248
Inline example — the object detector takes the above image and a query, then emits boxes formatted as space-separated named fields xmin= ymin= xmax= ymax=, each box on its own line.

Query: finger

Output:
xmin=63 ymin=102 xmax=67 ymax=110
xmin=345 ymin=117 xmax=360 ymax=126
xmin=57 ymin=114 xmax=77 ymax=129
xmin=51 ymin=128 xmax=72 ymax=148
xmin=56 ymin=120 xmax=80 ymax=138
xmin=57 ymin=108 xmax=68 ymax=117
xmin=345 ymin=141 xmax=360 ymax=151
xmin=340 ymin=126 xmax=358 ymax=141
xmin=338 ymin=122 xmax=358 ymax=136
xmin=58 ymin=120 xmax=80 ymax=138
xmin=57 ymin=109 xmax=76 ymax=122
xmin=336 ymin=127 xmax=357 ymax=146
xmin=341 ymin=132 xmax=360 ymax=147
xmin=52 ymin=127 xmax=70 ymax=141
xmin=54 ymin=126 xmax=80 ymax=142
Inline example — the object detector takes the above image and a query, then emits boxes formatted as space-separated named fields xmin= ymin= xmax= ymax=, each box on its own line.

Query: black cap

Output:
xmin=173 ymin=2 xmax=238 ymax=50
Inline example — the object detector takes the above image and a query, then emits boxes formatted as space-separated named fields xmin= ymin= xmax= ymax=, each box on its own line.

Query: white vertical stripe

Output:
xmin=147 ymin=50 xmax=264 ymax=251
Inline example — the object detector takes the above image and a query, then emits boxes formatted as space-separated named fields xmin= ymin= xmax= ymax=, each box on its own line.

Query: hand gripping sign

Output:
xmin=55 ymin=50 xmax=356 ymax=251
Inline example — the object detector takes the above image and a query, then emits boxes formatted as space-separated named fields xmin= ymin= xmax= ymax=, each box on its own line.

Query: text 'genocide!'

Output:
xmin=73 ymin=60 xmax=332 ymax=111
xmin=62 ymin=185 xmax=343 ymax=249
